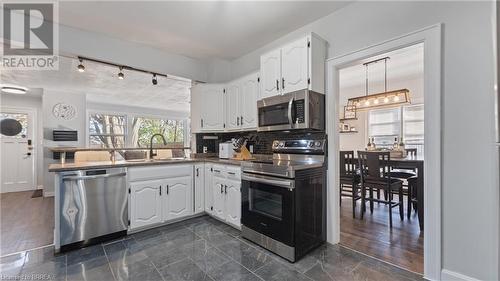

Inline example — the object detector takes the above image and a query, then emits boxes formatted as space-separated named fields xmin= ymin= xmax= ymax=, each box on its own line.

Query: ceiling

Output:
xmin=58 ymin=1 xmax=352 ymax=60
xmin=1 ymin=56 xmax=192 ymax=113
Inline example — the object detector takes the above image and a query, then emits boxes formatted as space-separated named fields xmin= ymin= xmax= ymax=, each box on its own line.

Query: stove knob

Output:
xmin=272 ymin=141 xmax=279 ymax=148
xmin=279 ymin=142 xmax=285 ymax=148
xmin=309 ymin=141 xmax=314 ymax=147
xmin=315 ymin=141 xmax=322 ymax=147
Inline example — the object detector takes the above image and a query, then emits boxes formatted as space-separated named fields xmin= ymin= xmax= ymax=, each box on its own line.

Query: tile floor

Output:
xmin=0 ymin=215 xmax=423 ymax=281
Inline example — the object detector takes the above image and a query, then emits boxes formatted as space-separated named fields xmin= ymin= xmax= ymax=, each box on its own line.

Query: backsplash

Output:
xmin=195 ymin=130 xmax=326 ymax=154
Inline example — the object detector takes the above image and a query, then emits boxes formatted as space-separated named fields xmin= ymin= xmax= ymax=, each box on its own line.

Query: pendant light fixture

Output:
xmin=347 ymin=57 xmax=410 ymax=111
xmin=77 ymin=59 xmax=85 ymax=72
xmin=152 ymin=74 xmax=158 ymax=85
xmin=117 ymin=67 xmax=124 ymax=80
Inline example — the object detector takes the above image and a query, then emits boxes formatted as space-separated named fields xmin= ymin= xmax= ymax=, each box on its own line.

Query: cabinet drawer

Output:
xmin=128 ymin=164 xmax=193 ymax=181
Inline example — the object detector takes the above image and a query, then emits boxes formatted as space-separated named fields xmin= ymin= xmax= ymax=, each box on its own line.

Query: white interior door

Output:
xmin=0 ymin=109 xmax=35 ymax=193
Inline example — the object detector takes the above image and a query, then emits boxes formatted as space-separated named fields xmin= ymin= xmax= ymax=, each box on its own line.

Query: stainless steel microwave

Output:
xmin=257 ymin=90 xmax=325 ymax=132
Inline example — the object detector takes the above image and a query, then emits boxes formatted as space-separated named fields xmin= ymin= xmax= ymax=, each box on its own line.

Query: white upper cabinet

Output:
xmin=163 ymin=176 xmax=192 ymax=221
xmin=190 ymin=85 xmax=202 ymax=133
xmin=259 ymin=33 xmax=327 ymax=97
xmin=260 ymin=49 xmax=281 ymax=99
xmin=225 ymin=82 xmax=241 ymax=131
xmin=197 ymin=84 xmax=225 ymax=131
xmin=281 ymin=37 xmax=309 ymax=94
xmin=240 ymin=73 xmax=259 ymax=129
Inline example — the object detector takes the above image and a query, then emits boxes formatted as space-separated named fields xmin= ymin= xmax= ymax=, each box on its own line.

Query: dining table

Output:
xmin=353 ymin=154 xmax=424 ymax=230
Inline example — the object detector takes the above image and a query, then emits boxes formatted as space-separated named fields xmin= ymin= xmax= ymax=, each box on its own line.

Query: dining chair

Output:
xmin=357 ymin=151 xmax=404 ymax=227
xmin=339 ymin=151 xmax=361 ymax=218
xmin=407 ymin=176 xmax=420 ymax=222
xmin=389 ymin=147 xmax=418 ymax=218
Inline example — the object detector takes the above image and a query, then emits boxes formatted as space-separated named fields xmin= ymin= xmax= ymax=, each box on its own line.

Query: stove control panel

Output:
xmin=272 ymin=139 xmax=326 ymax=153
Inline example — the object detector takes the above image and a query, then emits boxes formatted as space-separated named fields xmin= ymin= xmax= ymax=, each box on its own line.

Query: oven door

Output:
xmin=257 ymin=95 xmax=295 ymax=131
xmin=241 ymin=173 xmax=295 ymax=246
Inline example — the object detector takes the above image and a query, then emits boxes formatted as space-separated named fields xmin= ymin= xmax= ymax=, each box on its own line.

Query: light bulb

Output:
xmin=394 ymin=95 xmax=400 ymax=102
xmin=118 ymin=67 xmax=124 ymax=80
xmin=77 ymin=59 xmax=85 ymax=72
xmin=384 ymin=97 xmax=389 ymax=103
xmin=364 ymin=100 xmax=370 ymax=106
xmin=373 ymin=99 xmax=379 ymax=105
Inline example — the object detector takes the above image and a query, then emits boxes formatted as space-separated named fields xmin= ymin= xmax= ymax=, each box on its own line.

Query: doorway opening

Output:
xmin=326 ymin=25 xmax=442 ymax=280
xmin=337 ymin=44 xmax=424 ymax=273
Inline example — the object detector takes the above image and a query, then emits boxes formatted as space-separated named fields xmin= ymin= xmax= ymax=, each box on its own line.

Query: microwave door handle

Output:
xmin=288 ymin=98 xmax=294 ymax=127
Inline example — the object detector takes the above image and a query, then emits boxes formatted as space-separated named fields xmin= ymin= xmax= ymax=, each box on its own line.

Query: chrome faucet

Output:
xmin=149 ymin=133 xmax=167 ymax=159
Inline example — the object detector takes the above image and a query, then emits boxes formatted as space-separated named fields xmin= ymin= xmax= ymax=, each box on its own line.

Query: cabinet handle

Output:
xmin=159 ymin=185 xmax=162 ymax=196
xmin=282 ymin=77 xmax=285 ymax=90
xmin=276 ymin=79 xmax=279 ymax=91
xmin=201 ymin=119 xmax=204 ymax=128
xmin=167 ymin=185 xmax=169 ymax=195
xmin=228 ymin=172 xmax=236 ymax=175
xmin=196 ymin=168 xmax=199 ymax=177
xmin=213 ymin=169 xmax=221 ymax=173
xmin=220 ymin=184 xmax=223 ymax=194
xmin=237 ymin=117 xmax=240 ymax=126
xmin=225 ymin=185 xmax=227 ymax=194
xmin=241 ymin=116 xmax=244 ymax=125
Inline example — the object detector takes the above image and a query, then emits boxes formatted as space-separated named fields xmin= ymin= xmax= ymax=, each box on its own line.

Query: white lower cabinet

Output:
xmin=225 ymin=179 xmax=241 ymax=228
xmin=194 ymin=164 xmax=205 ymax=215
xmin=206 ymin=164 xmax=241 ymax=228
xmin=129 ymin=179 xmax=163 ymax=229
xmin=163 ymin=176 xmax=192 ymax=221
xmin=128 ymin=165 xmax=193 ymax=230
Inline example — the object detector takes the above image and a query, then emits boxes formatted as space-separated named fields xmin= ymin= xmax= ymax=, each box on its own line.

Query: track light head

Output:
xmin=118 ymin=67 xmax=124 ymax=80
xmin=152 ymin=74 xmax=158 ymax=85
xmin=77 ymin=59 xmax=85 ymax=72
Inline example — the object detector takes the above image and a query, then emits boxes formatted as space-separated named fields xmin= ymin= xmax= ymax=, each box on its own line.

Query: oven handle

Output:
xmin=287 ymin=97 xmax=294 ymax=127
xmin=242 ymin=173 xmax=294 ymax=189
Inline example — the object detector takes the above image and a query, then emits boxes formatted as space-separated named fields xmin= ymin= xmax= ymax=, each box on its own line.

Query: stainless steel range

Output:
xmin=241 ymin=139 xmax=326 ymax=262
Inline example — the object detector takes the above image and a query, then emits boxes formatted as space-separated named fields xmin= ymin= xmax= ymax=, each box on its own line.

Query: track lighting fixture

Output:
xmin=77 ymin=59 xmax=85 ymax=72
xmin=118 ymin=67 xmax=124 ymax=80
xmin=152 ymin=74 xmax=158 ymax=85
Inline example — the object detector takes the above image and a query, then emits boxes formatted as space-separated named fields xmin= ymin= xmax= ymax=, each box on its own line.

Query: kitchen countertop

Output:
xmin=48 ymin=157 xmax=260 ymax=172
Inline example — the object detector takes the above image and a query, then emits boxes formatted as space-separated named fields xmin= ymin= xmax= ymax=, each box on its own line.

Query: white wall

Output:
xmin=42 ymin=91 xmax=86 ymax=195
xmin=0 ymin=92 xmax=44 ymax=188
xmin=228 ymin=1 xmax=497 ymax=280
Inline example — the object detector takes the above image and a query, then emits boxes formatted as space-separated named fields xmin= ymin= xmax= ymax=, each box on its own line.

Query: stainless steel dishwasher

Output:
xmin=59 ymin=167 xmax=128 ymax=250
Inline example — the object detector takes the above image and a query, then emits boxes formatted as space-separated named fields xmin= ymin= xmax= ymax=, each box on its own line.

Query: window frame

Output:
xmin=86 ymin=110 xmax=189 ymax=148
xmin=367 ymin=104 xmax=424 ymax=150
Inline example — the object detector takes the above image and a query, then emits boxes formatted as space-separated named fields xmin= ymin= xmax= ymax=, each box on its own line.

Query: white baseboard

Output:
xmin=441 ymin=269 xmax=481 ymax=281
xmin=43 ymin=191 xmax=54 ymax=197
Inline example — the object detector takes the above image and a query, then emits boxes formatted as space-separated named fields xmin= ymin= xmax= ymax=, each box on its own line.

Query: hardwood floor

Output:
xmin=0 ymin=191 xmax=54 ymax=256
xmin=340 ymin=195 xmax=424 ymax=274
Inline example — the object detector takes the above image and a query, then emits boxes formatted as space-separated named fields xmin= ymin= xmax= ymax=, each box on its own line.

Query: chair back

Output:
xmin=406 ymin=148 xmax=417 ymax=157
xmin=357 ymin=151 xmax=391 ymax=184
xmin=339 ymin=151 xmax=356 ymax=178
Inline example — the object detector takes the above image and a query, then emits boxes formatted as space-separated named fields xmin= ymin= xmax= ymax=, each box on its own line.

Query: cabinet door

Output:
xmin=201 ymin=85 xmax=225 ymax=131
xmin=240 ymin=73 xmax=259 ymax=130
xmin=129 ymin=180 xmax=162 ymax=229
xmin=212 ymin=173 xmax=226 ymax=221
xmin=260 ymin=49 xmax=281 ymax=99
xmin=281 ymin=37 xmax=309 ymax=94
xmin=190 ymin=84 xmax=202 ymax=133
xmin=194 ymin=164 xmax=205 ymax=214
xmin=163 ymin=176 xmax=193 ymax=221
xmin=225 ymin=179 xmax=241 ymax=228
xmin=204 ymin=165 xmax=213 ymax=214
xmin=225 ymin=82 xmax=241 ymax=131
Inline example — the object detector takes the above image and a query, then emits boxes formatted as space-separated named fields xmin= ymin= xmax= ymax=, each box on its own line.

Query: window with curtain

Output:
xmin=368 ymin=104 xmax=424 ymax=154
xmin=131 ymin=117 xmax=185 ymax=148
xmin=88 ymin=114 xmax=127 ymax=148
